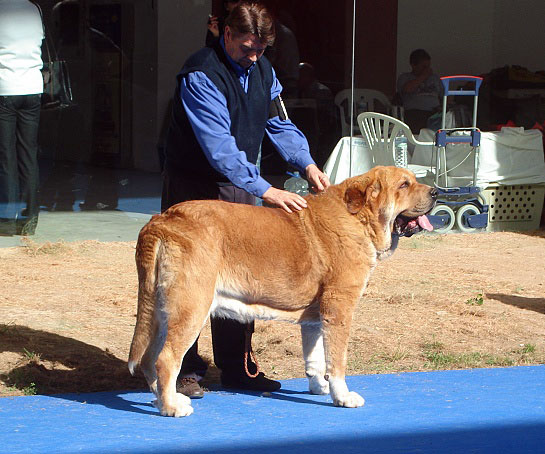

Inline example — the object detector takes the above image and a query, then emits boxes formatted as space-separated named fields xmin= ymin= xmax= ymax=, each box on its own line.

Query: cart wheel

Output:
xmin=430 ymin=205 xmax=456 ymax=233
xmin=456 ymin=204 xmax=481 ymax=233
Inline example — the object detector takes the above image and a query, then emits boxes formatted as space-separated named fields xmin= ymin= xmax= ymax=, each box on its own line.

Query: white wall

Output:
xmin=397 ymin=0 xmax=545 ymax=80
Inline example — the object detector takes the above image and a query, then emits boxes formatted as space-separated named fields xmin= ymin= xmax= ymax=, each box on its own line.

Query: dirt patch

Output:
xmin=1 ymin=232 xmax=544 ymax=397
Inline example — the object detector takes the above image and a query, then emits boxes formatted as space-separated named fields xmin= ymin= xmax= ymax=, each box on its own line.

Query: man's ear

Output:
xmin=344 ymin=179 xmax=370 ymax=214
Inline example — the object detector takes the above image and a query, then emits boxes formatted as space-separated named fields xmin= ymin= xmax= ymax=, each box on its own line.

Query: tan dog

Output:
xmin=128 ymin=166 xmax=436 ymax=417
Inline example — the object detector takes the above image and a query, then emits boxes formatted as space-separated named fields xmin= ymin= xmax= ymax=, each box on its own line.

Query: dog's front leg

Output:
xmin=301 ymin=324 xmax=329 ymax=395
xmin=321 ymin=290 xmax=365 ymax=408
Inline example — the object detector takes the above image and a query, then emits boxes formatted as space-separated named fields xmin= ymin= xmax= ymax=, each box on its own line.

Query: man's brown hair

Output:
xmin=225 ymin=2 xmax=276 ymax=46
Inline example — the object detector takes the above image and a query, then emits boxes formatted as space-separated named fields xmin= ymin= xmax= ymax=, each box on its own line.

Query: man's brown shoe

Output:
xmin=177 ymin=377 xmax=204 ymax=399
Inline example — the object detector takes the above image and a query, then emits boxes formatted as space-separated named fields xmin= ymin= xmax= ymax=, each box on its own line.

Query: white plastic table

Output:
xmin=324 ymin=136 xmax=374 ymax=184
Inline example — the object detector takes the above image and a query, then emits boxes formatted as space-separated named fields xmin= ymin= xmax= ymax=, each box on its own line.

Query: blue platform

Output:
xmin=1 ymin=367 xmax=544 ymax=453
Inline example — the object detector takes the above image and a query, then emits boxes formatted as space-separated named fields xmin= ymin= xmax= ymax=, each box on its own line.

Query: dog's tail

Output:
xmin=128 ymin=226 xmax=161 ymax=375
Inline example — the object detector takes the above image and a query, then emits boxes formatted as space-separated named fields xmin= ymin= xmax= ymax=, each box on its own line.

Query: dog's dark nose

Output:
xmin=430 ymin=188 xmax=438 ymax=200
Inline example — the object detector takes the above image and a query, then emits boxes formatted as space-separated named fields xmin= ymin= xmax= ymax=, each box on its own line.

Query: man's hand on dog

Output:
xmin=306 ymin=164 xmax=331 ymax=193
xmin=262 ymin=165 xmax=330 ymax=213
xmin=262 ymin=187 xmax=307 ymax=213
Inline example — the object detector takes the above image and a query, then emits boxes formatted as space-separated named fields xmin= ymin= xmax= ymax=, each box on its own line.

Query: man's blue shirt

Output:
xmin=180 ymin=38 xmax=314 ymax=197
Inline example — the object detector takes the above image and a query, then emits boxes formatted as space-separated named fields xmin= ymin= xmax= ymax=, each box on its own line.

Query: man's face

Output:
xmin=411 ymin=58 xmax=431 ymax=76
xmin=224 ymin=26 xmax=267 ymax=69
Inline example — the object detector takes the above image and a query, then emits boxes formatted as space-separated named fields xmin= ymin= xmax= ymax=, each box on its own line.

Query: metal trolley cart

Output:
xmin=427 ymin=75 xmax=489 ymax=233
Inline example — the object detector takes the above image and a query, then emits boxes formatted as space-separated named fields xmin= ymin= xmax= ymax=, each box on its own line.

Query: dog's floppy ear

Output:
xmin=344 ymin=178 xmax=371 ymax=214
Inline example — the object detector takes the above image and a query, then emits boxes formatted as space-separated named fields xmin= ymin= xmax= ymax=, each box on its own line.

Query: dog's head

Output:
xmin=343 ymin=166 xmax=437 ymax=259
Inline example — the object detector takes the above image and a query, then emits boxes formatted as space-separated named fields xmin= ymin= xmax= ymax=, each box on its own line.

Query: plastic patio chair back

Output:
xmin=334 ymin=89 xmax=395 ymax=137
xmin=357 ymin=112 xmax=433 ymax=170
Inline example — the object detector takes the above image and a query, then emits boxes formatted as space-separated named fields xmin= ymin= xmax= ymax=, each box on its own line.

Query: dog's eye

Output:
xmin=399 ymin=181 xmax=409 ymax=189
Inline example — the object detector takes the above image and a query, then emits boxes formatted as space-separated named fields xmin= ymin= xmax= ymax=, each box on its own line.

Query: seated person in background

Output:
xmin=397 ymin=49 xmax=442 ymax=133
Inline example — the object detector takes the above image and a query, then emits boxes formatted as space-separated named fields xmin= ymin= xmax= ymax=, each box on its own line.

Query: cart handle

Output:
xmin=441 ymin=75 xmax=483 ymax=96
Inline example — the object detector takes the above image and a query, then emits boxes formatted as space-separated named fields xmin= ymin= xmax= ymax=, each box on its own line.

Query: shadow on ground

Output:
xmin=487 ymin=294 xmax=545 ymax=315
xmin=0 ymin=324 xmax=147 ymax=394
xmin=0 ymin=324 xmax=226 ymax=396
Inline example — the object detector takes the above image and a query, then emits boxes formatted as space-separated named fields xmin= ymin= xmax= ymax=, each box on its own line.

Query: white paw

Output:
xmin=176 ymin=392 xmax=191 ymax=406
xmin=333 ymin=391 xmax=365 ymax=408
xmin=171 ymin=392 xmax=193 ymax=417
xmin=153 ymin=393 xmax=194 ymax=417
xmin=171 ymin=402 xmax=194 ymax=417
xmin=308 ymin=375 xmax=330 ymax=395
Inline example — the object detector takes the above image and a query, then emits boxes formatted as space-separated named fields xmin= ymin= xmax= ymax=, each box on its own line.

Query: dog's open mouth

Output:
xmin=394 ymin=214 xmax=434 ymax=237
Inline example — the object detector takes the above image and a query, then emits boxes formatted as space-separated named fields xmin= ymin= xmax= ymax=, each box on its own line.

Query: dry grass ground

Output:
xmin=1 ymin=231 xmax=544 ymax=397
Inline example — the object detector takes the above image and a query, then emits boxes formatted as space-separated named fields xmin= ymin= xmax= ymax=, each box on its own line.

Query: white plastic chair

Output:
xmin=334 ymin=89 xmax=403 ymax=137
xmin=357 ymin=112 xmax=434 ymax=179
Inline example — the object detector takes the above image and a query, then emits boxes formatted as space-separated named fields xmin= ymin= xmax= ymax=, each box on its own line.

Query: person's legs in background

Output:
xmin=15 ymin=94 xmax=41 ymax=235
xmin=0 ymin=95 xmax=18 ymax=235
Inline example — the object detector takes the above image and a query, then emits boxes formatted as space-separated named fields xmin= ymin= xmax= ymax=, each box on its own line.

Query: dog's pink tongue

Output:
xmin=417 ymin=215 xmax=434 ymax=231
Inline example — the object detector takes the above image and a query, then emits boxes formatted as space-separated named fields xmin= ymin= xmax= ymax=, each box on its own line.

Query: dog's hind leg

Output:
xmin=301 ymin=324 xmax=329 ymax=395
xmin=139 ymin=318 xmax=163 ymax=397
xmin=154 ymin=336 xmax=195 ymax=418
xmin=154 ymin=272 xmax=215 ymax=417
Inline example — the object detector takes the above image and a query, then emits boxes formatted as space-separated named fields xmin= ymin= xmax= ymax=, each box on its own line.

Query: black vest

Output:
xmin=164 ymin=43 xmax=273 ymax=185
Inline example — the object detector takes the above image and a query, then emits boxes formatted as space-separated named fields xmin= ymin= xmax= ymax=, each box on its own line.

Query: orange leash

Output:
xmin=244 ymin=329 xmax=260 ymax=378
